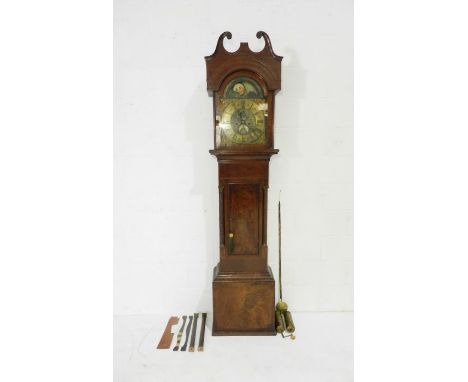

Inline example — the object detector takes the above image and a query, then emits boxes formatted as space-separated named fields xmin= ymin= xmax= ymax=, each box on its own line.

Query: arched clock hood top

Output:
xmin=205 ymin=31 xmax=283 ymax=93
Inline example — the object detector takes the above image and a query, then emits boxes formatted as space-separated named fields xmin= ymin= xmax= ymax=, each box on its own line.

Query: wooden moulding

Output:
xmin=205 ymin=31 xmax=283 ymax=93
xmin=212 ymin=264 xmax=276 ymax=336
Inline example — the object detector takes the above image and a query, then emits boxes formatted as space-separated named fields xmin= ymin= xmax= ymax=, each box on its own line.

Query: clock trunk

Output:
xmin=212 ymin=158 xmax=276 ymax=335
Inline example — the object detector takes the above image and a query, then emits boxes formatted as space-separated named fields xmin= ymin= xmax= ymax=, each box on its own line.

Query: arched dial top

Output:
xmin=217 ymin=75 xmax=268 ymax=146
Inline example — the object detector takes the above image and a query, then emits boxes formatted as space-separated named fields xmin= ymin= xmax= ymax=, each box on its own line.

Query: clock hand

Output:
xmin=250 ymin=126 xmax=261 ymax=134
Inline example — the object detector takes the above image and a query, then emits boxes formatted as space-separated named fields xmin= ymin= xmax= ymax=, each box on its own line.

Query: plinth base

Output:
xmin=212 ymin=264 xmax=276 ymax=336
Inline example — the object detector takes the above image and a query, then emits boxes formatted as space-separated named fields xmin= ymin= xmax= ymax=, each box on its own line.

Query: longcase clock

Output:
xmin=205 ymin=31 xmax=282 ymax=335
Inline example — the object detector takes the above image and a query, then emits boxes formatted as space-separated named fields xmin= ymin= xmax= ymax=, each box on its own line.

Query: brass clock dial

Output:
xmin=218 ymin=99 xmax=267 ymax=145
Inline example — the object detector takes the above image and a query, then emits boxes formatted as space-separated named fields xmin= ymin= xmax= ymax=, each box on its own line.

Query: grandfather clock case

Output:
xmin=205 ymin=32 xmax=282 ymax=335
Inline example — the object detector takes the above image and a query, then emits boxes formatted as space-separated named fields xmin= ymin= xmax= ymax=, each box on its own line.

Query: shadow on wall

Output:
xmin=277 ymin=48 xmax=308 ymax=134
xmin=269 ymin=47 xmax=308 ymax=200
xmin=184 ymin=77 xmax=217 ymax=333
xmin=268 ymin=47 xmax=309 ymax=289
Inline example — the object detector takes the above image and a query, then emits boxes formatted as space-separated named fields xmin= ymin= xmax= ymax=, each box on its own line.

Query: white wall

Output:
xmin=115 ymin=0 xmax=353 ymax=315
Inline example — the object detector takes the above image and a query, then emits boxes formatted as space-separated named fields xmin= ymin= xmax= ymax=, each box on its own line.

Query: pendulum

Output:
xmin=188 ymin=313 xmax=199 ymax=352
xmin=180 ymin=315 xmax=193 ymax=351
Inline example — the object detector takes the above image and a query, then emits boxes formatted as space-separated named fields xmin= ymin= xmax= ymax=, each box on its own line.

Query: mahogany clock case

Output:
xmin=205 ymin=32 xmax=282 ymax=336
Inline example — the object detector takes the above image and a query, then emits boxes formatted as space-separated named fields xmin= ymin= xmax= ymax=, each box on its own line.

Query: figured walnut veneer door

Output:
xmin=228 ymin=183 xmax=260 ymax=256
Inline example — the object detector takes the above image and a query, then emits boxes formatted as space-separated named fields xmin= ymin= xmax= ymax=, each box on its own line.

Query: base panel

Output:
xmin=212 ymin=264 xmax=276 ymax=336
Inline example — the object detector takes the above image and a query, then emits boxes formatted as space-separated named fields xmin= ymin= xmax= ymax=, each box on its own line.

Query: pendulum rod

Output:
xmin=180 ymin=315 xmax=193 ymax=351
xmin=278 ymin=193 xmax=283 ymax=301
xmin=198 ymin=313 xmax=207 ymax=352
xmin=189 ymin=313 xmax=199 ymax=352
